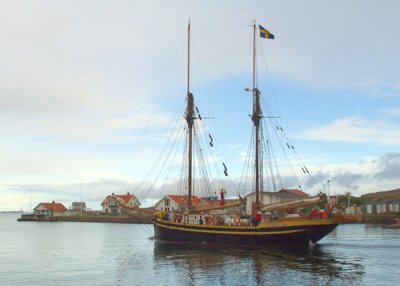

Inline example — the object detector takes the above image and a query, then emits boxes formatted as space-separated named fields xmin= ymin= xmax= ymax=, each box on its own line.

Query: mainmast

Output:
xmin=252 ymin=22 xmax=262 ymax=210
xmin=186 ymin=20 xmax=194 ymax=212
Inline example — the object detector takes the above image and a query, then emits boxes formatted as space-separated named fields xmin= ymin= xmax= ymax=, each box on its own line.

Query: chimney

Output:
xmin=127 ymin=192 xmax=130 ymax=195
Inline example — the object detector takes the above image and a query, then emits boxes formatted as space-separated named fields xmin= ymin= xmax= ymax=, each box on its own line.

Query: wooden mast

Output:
xmin=186 ymin=20 xmax=194 ymax=212
xmin=252 ymin=22 xmax=261 ymax=210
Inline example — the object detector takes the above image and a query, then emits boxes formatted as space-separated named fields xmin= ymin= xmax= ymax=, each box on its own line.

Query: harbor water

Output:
xmin=1 ymin=213 xmax=399 ymax=285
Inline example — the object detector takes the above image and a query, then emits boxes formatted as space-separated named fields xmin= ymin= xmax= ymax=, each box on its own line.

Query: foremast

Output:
xmin=186 ymin=21 xmax=194 ymax=212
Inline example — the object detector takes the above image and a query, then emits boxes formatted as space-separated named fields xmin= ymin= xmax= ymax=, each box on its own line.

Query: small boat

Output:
xmin=384 ymin=217 xmax=400 ymax=228
xmin=154 ymin=21 xmax=341 ymax=249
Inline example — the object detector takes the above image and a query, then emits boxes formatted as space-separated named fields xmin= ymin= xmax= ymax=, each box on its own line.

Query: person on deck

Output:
xmin=162 ymin=211 xmax=169 ymax=221
xmin=156 ymin=211 xmax=163 ymax=220
xmin=251 ymin=211 xmax=262 ymax=226
xmin=205 ymin=215 xmax=213 ymax=225
xmin=256 ymin=211 xmax=262 ymax=223
xmin=310 ymin=208 xmax=319 ymax=218
xmin=169 ymin=211 xmax=175 ymax=222
xmin=175 ymin=212 xmax=182 ymax=223
xmin=220 ymin=189 xmax=226 ymax=206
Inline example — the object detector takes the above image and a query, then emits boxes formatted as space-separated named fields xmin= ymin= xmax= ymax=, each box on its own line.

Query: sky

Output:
xmin=1 ymin=0 xmax=400 ymax=211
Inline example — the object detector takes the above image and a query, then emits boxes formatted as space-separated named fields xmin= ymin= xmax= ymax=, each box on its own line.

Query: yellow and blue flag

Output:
xmin=259 ymin=25 xmax=274 ymax=39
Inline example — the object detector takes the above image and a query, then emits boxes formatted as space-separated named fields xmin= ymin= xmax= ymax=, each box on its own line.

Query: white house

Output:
xmin=101 ymin=193 xmax=141 ymax=214
xmin=155 ymin=195 xmax=203 ymax=212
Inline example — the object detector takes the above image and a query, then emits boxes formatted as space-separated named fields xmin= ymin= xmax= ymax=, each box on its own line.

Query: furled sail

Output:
xmin=261 ymin=193 xmax=327 ymax=212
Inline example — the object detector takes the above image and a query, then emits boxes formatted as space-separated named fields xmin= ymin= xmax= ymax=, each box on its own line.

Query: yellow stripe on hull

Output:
xmin=258 ymin=218 xmax=340 ymax=228
xmin=155 ymin=221 xmax=307 ymax=236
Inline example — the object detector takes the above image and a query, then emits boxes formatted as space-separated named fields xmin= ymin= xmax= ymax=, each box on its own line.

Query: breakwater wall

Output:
xmin=56 ymin=214 xmax=153 ymax=224
xmin=361 ymin=214 xmax=398 ymax=224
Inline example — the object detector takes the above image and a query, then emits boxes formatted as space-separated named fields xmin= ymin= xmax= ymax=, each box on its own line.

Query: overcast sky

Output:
xmin=1 ymin=0 xmax=400 ymax=211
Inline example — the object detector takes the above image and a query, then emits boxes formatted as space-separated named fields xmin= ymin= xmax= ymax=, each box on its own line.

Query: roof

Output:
xmin=279 ymin=189 xmax=310 ymax=197
xmin=101 ymin=193 xmax=139 ymax=205
xmin=35 ymin=203 xmax=68 ymax=212
xmin=167 ymin=195 xmax=203 ymax=206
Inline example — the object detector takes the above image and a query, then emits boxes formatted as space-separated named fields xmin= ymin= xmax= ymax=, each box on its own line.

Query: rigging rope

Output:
xmin=137 ymin=102 xmax=186 ymax=199
xmin=255 ymin=34 xmax=321 ymax=193
xmin=238 ymin=126 xmax=255 ymax=196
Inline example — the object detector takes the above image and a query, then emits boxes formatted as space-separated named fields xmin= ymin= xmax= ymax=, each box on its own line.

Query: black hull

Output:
xmin=154 ymin=218 xmax=339 ymax=250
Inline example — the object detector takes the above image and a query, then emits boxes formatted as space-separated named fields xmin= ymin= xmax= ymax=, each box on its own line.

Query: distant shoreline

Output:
xmin=56 ymin=214 xmax=152 ymax=224
xmin=15 ymin=212 xmax=153 ymax=224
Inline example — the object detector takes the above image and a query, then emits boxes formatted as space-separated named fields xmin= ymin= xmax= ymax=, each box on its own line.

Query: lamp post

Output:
xmin=327 ymin=180 xmax=330 ymax=198
xmin=345 ymin=191 xmax=351 ymax=207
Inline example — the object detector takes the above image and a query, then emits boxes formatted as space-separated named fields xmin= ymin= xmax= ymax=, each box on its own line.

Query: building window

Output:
xmin=165 ymin=199 xmax=170 ymax=206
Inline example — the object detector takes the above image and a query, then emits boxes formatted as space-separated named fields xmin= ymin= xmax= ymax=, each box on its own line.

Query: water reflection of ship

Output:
xmin=153 ymin=242 xmax=364 ymax=285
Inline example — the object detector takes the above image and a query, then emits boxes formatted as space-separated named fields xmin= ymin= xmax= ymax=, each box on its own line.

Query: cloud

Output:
xmin=348 ymin=77 xmax=400 ymax=98
xmin=303 ymin=153 xmax=400 ymax=196
xmin=2 ymin=1 xmax=399 ymax=96
xmin=373 ymin=153 xmax=400 ymax=180
xmin=331 ymin=172 xmax=363 ymax=190
xmin=2 ymin=152 xmax=400 ymax=211
xmin=298 ymin=116 xmax=400 ymax=146
xmin=383 ymin=107 xmax=400 ymax=118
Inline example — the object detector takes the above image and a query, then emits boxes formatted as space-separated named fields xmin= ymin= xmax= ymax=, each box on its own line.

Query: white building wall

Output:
xmin=155 ymin=197 xmax=179 ymax=211
xmin=245 ymin=193 xmax=283 ymax=215
xmin=53 ymin=211 xmax=67 ymax=217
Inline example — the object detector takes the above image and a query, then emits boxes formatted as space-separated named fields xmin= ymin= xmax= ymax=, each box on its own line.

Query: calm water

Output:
xmin=1 ymin=213 xmax=399 ymax=286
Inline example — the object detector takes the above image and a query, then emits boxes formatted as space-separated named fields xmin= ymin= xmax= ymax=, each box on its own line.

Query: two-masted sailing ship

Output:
xmin=153 ymin=22 xmax=342 ymax=249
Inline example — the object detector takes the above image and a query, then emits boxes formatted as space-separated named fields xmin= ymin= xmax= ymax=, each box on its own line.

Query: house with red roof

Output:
xmin=155 ymin=195 xmax=203 ymax=212
xmin=279 ymin=188 xmax=310 ymax=197
xmin=101 ymin=192 xmax=141 ymax=214
xmin=33 ymin=201 xmax=68 ymax=218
